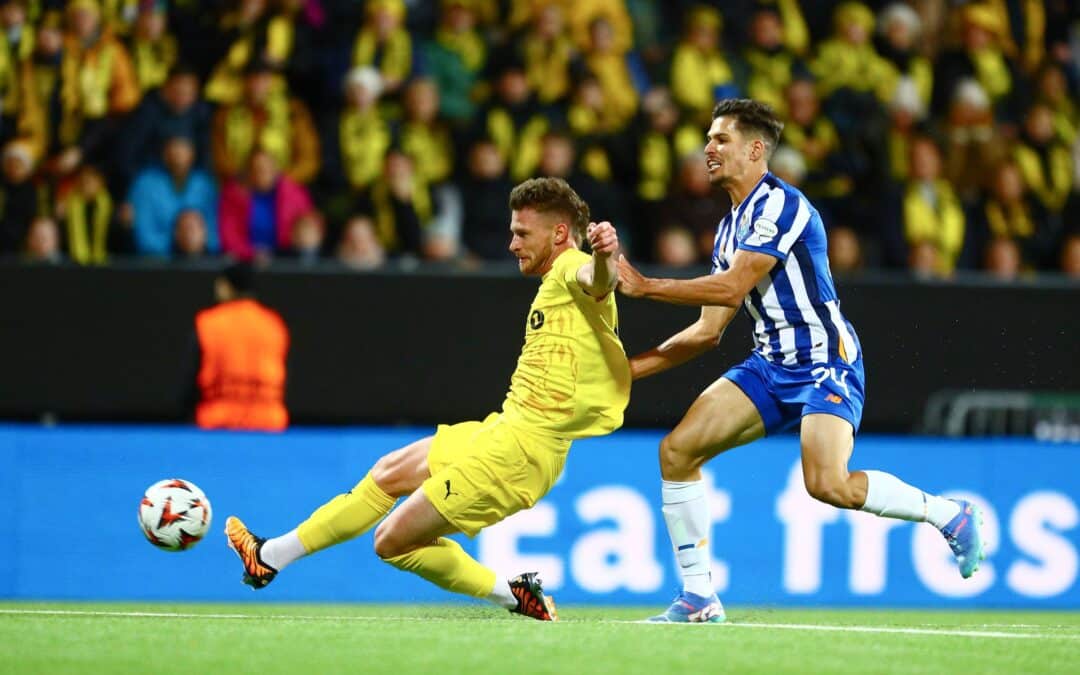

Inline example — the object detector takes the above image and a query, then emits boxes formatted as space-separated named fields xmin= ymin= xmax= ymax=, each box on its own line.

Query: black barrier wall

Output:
xmin=1 ymin=262 xmax=1077 ymax=431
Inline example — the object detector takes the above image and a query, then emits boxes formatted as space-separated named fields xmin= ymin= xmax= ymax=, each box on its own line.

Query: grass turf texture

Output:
xmin=2 ymin=603 xmax=1078 ymax=674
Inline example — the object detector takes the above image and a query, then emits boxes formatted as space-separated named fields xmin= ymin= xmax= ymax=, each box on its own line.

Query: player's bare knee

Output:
xmin=369 ymin=454 xmax=399 ymax=494
xmin=804 ymin=472 xmax=858 ymax=509
xmin=372 ymin=521 xmax=402 ymax=559
xmin=659 ymin=433 xmax=704 ymax=480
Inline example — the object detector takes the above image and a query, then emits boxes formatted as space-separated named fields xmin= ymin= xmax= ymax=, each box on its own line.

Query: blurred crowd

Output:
xmin=0 ymin=0 xmax=1078 ymax=280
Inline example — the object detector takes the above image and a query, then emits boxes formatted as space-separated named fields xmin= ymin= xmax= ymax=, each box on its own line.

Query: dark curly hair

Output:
xmin=508 ymin=177 xmax=590 ymax=245
xmin=712 ymin=98 xmax=785 ymax=159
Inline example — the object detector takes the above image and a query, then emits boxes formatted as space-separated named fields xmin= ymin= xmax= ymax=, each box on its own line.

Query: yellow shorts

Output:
xmin=422 ymin=412 xmax=570 ymax=537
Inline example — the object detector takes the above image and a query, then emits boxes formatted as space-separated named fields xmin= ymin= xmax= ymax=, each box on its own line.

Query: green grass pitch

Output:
xmin=2 ymin=603 xmax=1078 ymax=674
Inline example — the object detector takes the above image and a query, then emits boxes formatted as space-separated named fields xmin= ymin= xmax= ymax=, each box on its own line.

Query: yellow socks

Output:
xmin=296 ymin=473 xmax=397 ymax=553
xmin=383 ymin=537 xmax=497 ymax=598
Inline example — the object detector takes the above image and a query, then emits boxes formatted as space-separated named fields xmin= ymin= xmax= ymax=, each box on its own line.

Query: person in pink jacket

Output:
xmin=218 ymin=147 xmax=314 ymax=260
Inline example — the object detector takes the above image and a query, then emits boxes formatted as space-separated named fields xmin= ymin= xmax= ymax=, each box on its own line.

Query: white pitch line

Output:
xmin=717 ymin=621 xmax=1080 ymax=640
xmin=1 ymin=609 xmax=1078 ymax=641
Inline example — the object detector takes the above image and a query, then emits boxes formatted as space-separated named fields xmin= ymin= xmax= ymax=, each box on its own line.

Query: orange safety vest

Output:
xmin=195 ymin=298 xmax=289 ymax=431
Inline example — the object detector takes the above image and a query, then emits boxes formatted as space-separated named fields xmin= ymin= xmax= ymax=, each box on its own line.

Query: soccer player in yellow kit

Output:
xmin=225 ymin=178 xmax=629 ymax=620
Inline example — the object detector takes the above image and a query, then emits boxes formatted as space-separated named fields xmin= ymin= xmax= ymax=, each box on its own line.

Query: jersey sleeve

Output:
xmin=737 ymin=189 xmax=808 ymax=261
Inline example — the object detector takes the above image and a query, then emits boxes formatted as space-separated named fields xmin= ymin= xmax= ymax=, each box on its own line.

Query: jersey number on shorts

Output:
xmin=811 ymin=366 xmax=850 ymax=398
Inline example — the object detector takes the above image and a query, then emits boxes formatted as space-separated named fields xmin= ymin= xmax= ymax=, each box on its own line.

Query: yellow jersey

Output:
xmin=502 ymin=248 xmax=631 ymax=439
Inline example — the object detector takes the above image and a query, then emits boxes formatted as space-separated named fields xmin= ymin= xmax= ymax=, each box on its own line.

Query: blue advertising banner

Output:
xmin=1 ymin=425 xmax=1077 ymax=607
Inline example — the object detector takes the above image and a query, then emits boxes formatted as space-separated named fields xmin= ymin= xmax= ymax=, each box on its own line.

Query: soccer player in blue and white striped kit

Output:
xmin=617 ymin=99 xmax=986 ymax=623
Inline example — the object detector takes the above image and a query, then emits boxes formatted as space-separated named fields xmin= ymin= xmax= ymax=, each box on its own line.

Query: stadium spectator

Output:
xmin=333 ymin=66 xmax=390 ymax=199
xmin=578 ymin=15 xmax=641 ymax=131
xmin=518 ymin=1 xmax=575 ymax=107
xmin=742 ymin=4 xmax=809 ymax=117
xmin=983 ymin=236 xmax=1023 ymax=281
xmin=49 ymin=0 xmax=140 ymax=177
xmin=769 ymin=144 xmax=804 ymax=185
xmin=461 ymin=137 xmax=514 ymax=260
xmin=23 ymin=215 xmax=61 ymax=263
xmin=219 ymin=146 xmax=314 ymax=261
xmin=16 ymin=9 xmax=63 ymax=165
xmin=127 ymin=135 xmax=218 ymax=257
xmin=119 ymin=64 xmax=211 ymax=179
xmin=669 ymin=6 xmax=734 ymax=128
xmin=509 ymin=0 xmax=631 ymax=55
xmin=943 ymin=79 xmax=1004 ymax=203
xmin=336 ymin=214 xmax=385 ymax=270
xmin=363 ymin=148 xmax=428 ymax=258
xmin=1034 ymin=62 xmax=1077 ymax=146
xmin=535 ymin=129 xmax=629 ymax=256
xmin=896 ymin=135 xmax=967 ymax=277
xmin=57 ymin=164 xmax=120 ymax=265
xmin=933 ymin=5 xmax=1023 ymax=123
xmin=1014 ymin=102 xmax=1074 ymax=215
xmin=662 ymin=151 xmax=729 ymax=263
xmin=0 ymin=138 xmax=38 ymax=254
xmin=1061 ymin=235 xmax=1080 ymax=278
xmin=351 ymin=0 xmax=411 ymax=96
xmin=422 ymin=0 xmax=487 ymax=123
xmin=205 ymin=0 xmax=296 ymax=105
xmin=978 ymin=159 xmax=1054 ymax=269
xmin=127 ymin=0 xmax=176 ymax=93
xmin=876 ymin=3 xmax=932 ymax=114
xmin=211 ymin=58 xmax=320 ymax=184
xmin=810 ymin=2 xmax=892 ymax=107
xmin=884 ymin=78 xmax=927 ymax=182
xmin=634 ymin=87 xmax=699 ymax=216
xmin=172 ymin=208 xmax=211 ymax=259
xmin=289 ymin=208 xmax=325 ymax=264
xmin=193 ymin=261 xmax=290 ymax=431
xmin=781 ymin=77 xmax=854 ymax=211
xmin=398 ymin=77 xmax=454 ymax=187
xmin=0 ymin=0 xmax=31 ymax=149
xmin=479 ymin=58 xmax=548 ymax=182
xmin=828 ymin=225 xmax=864 ymax=274
xmin=653 ymin=223 xmax=698 ymax=268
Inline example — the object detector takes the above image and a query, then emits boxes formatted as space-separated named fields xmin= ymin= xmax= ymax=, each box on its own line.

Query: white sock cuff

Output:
xmin=662 ymin=479 xmax=705 ymax=505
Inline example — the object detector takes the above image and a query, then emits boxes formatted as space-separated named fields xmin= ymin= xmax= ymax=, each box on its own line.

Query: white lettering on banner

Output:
xmin=571 ymin=487 xmax=663 ymax=593
xmin=912 ymin=491 xmax=998 ymax=597
xmin=777 ymin=462 xmax=840 ymax=593
xmin=1007 ymin=492 xmax=1079 ymax=598
xmin=845 ymin=510 xmax=906 ymax=595
xmin=702 ymin=470 xmax=732 ymax=593
xmin=477 ymin=503 xmax=564 ymax=589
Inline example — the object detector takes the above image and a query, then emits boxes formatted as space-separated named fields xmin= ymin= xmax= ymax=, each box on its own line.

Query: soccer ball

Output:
xmin=138 ymin=479 xmax=213 ymax=551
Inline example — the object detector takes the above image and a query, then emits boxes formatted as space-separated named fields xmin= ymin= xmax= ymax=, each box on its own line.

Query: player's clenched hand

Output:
xmin=616 ymin=255 xmax=648 ymax=298
xmin=586 ymin=221 xmax=619 ymax=256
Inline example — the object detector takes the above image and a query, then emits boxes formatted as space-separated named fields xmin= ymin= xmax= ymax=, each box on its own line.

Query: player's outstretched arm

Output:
xmin=628 ymin=305 xmax=737 ymax=380
xmin=617 ymin=249 xmax=776 ymax=307
xmin=576 ymin=221 xmax=620 ymax=297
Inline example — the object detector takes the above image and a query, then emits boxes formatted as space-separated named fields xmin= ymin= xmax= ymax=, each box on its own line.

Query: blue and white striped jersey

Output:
xmin=711 ymin=172 xmax=860 ymax=367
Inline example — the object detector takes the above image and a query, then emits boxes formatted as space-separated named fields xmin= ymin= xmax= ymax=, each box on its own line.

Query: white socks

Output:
xmin=860 ymin=470 xmax=961 ymax=529
xmin=259 ymin=529 xmax=308 ymax=571
xmin=486 ymin=576 xmax=518 ymax=610
xmin=661 ymin=479 xmax=714 ymax=597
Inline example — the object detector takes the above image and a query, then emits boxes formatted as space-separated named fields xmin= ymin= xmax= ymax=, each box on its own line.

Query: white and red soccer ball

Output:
xmin=138 ymin=479 xmax=213 ymax=551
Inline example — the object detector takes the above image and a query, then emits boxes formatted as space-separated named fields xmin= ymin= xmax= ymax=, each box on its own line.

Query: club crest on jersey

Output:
xmin=737 ymin=211 xmax=751 ymax=239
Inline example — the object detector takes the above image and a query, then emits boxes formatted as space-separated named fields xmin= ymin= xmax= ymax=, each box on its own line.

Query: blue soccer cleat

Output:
xmin=647 ymin=591 xmax=726 ymax=623
xmin=940 ymin=499 xmax=985 ymax=579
